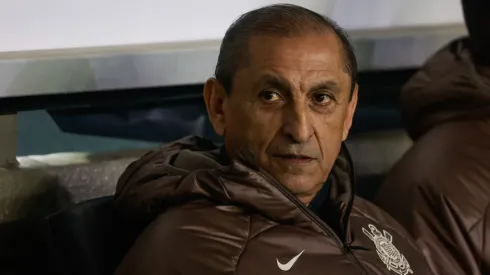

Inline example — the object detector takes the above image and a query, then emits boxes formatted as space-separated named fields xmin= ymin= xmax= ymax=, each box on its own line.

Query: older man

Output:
xmin=114 ymin=4 xmax=432 ymax=275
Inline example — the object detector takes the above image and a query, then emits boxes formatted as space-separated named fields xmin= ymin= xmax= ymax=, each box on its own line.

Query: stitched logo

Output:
xmin=363 ymin=224 xmax=413 ymax=275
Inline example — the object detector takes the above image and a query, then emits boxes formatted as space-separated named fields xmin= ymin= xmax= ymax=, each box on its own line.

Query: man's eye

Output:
xmin=260 ymin=91 xmax=282 ymax=102
xmin=313 ymin=93 xmax=332 ymax=104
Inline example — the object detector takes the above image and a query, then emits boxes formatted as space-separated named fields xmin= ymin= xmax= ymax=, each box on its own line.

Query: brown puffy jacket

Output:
xmin=375 ymin=1 xmax=490 ymax=274
xmin=113 ymin=136 xmax=432 ymax=275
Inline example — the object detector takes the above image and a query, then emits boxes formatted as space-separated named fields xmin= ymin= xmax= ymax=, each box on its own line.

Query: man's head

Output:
xmin=203 ymin=4 xmax=358 ymax=204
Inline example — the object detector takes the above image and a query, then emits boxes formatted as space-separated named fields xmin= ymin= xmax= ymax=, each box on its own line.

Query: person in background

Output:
xmin=375 ymin=0 xmax=490 ymax=274
xmin=113 ymin=4 xmax=433 ymax=275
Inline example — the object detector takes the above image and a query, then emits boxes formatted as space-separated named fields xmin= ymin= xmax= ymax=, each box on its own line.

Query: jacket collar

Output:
xmin=116 ymin=136 xmax=356 ymax=238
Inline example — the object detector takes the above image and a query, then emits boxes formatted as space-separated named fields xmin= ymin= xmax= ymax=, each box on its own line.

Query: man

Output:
xmin=375 ymin=0 xmax=490 ymax=274
xmin=114 ymin=4 xmax=432 ymax=275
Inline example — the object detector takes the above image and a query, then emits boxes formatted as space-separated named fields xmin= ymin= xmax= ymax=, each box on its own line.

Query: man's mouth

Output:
xmin=273 ymin=154 xmax=314 ymax=163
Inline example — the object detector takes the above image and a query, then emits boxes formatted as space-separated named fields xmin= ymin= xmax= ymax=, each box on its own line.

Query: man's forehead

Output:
xmin=248 ymin=34 xmax=342 ymax=64
xmin=236 ymin=35 xmax=348 ymax=88
xmin=244 ymin=35 xmax=345 ymax=76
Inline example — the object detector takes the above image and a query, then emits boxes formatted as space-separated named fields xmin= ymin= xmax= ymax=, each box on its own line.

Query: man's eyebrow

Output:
xmin=309 ymin=80 xmax=340 ymax=93
xmin=253 ymin=73 xmax=291 ymax=91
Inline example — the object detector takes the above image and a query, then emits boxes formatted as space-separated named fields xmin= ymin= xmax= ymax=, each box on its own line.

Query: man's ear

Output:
xmin=342 ymin=84 xmax=358 ymax=141
xmin=203 ymin=77 xmax=227 ymax=136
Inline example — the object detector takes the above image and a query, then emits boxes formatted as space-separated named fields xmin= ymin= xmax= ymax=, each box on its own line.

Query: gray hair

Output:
xmin=214 ymin=4 xmax=357 ymax=98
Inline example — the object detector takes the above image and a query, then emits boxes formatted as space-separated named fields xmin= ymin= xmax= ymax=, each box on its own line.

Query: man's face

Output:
xmin=204 ymin=33 xmax=358 ymax=203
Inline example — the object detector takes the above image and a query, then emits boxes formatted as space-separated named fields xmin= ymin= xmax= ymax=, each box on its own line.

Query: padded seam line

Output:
xmin=233 ymin=215 xmax=251 ymax=275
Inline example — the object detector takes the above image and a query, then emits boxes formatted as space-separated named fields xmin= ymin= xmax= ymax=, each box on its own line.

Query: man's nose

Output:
xmin=282 ymin=104 xmax=314 ymax=143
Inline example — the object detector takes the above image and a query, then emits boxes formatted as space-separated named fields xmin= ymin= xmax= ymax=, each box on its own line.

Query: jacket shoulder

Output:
xmin=114 ymin=201 xmax=251 ymax=275
xmin=351 ymin=196 xmax=416 ymax=242
xmin=377 ymin=121 xmax=490 ymax=226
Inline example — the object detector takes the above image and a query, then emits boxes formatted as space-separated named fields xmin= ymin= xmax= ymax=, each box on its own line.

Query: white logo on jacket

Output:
xmin=276 ymin=249 xmax=305 ymax=271
xmin=362 ymin=224 xmax=413 ymax=275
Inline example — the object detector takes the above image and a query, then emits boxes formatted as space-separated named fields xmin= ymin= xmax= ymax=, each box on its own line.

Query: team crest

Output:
xmin=362 ymin=224 xmax=413 ymax=275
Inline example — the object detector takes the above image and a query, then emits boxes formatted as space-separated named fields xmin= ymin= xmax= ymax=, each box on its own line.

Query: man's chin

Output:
xmin=274 ymin=174 xmax=322 ymax=195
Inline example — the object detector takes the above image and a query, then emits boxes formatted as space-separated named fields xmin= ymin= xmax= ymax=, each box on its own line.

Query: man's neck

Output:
xmin=299 ymin=193 xmax=317 ymax=206
xmin=306 ymin=180 xmax=331 ymax=213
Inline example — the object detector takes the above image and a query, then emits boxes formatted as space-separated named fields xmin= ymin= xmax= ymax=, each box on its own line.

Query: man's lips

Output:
xmin=273 ymin=154 xmax=315 ymax=163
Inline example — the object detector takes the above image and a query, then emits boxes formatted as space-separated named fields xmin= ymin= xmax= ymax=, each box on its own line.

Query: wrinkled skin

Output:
xmin=204 ymin=33 xmax=358 ymax=204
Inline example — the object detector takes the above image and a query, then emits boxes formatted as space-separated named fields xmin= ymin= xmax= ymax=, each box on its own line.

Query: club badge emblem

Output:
xmin=363 ymin=224 xmax=413 ymax=275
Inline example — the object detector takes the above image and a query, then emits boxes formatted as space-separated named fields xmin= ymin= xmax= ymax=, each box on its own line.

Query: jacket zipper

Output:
xmin=254 ymin=169 xmax=369 ymax=275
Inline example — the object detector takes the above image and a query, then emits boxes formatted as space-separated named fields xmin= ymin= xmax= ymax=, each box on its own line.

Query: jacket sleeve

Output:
xmin=113 ymin=201 xmax=250 ymax=275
